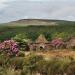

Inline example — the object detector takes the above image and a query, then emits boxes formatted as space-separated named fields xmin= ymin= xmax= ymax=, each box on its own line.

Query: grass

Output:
xmin=0 ymin=50 xmax=75 ymax=75
xmin=0 ymin=24 xmax=75 ymax=41
xmin=0 ymin=19 xmax=75 ymax=74
xmin=35 ymin=49 xmax=75 ymax=59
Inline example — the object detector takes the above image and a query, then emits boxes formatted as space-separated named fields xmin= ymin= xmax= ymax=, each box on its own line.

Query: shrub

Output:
xmin=52 ymin=32 xmax=69 ymax=41
xmin=12 ymin=34 xmax=30 ymax=51
xmin=51 ymin=38 xmax=65 ymax=49
xmin=0 ymin=40 xmax=19 ymax=56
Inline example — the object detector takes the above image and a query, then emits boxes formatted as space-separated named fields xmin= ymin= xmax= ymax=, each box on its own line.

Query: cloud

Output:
xmin=0 ymin=0 xmax=75 ymax=23
xmin=0 ymin=0 xmax=8 ymax=9
xmin=0 ymin=0 xmax=16 ymax=10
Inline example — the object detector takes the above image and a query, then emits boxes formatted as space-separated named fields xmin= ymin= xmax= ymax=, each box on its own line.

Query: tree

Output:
xmin=52 ymin=32 xmax=69 ymax=41
xmin=12 ymin=34 xmax=30 ymax=51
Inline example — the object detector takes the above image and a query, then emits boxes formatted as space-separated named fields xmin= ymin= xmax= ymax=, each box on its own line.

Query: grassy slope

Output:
xmin=0 ymin=19 xmax=75 ymax=41
xmin=1 ymin=19 xmax=75 ymax=26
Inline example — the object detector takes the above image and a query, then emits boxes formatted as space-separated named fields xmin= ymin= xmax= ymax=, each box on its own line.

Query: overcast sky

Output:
xmin=0 ymin=0 xmax=75 ymax=23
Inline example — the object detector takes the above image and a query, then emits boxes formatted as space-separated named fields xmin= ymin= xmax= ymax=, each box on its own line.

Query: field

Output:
xmin=0 ymin=19 xmax=75 ymax=75
xmin=0 ymin=19 xmax=75 ymax=41
xmin=0 ymin=25 xmax=75 ymax=41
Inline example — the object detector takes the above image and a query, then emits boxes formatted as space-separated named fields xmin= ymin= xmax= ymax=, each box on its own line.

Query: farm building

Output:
xmin=29 ymin=34 xmax=52 ymax=51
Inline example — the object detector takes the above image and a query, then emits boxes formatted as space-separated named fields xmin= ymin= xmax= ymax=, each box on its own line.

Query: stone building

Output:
xmin=29 ymin=34 xmax=52 ymax=51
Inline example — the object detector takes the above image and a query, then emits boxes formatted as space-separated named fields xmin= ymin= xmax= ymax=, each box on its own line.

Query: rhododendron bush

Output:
xmin=51 ymin=38 xmax=65 ymax=49
xmin=0 ymin=40 xmax=19 ymax=56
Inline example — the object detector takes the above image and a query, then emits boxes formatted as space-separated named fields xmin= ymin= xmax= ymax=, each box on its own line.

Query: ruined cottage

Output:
xmin=29 ymin=34 xmax=52 ymax=51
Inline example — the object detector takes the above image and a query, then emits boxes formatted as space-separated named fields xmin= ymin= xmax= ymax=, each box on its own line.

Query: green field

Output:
xmin=0 ymin=23 xmax=75 ymax=41
xmin=0 ymin=19 xmax=75 ymax=41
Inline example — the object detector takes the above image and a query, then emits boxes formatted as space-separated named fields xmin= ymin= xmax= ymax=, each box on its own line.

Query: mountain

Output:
xmin=1 ymin=19 xmax=75 ymax=26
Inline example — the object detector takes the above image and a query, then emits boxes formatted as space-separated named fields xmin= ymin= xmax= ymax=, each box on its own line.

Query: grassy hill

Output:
xmin=1 ymin=19 xmax=75 ymax=26
xmin=0 ymin=19 xmax=75 ymax=41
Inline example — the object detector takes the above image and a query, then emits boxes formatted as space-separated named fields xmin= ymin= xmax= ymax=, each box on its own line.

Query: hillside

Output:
xmin=9 ymin=19 xmax=59 ymax=26
xmin=0 ymin=19 xmax=75 ymax=41
xmin=1 ymin=19 xmax=75 ymax=26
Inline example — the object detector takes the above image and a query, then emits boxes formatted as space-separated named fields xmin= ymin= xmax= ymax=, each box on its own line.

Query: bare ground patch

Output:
xmin=35 ymin=49 xmax=75 ymax=59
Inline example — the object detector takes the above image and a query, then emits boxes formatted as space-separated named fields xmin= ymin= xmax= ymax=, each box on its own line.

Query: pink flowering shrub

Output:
xmin=51 ymin=38 xmax=65 ymax=49
xmin=0 ymin=40 xmax=19 ymax=56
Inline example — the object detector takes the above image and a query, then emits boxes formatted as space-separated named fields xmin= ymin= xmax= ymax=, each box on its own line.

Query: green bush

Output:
xmin=12 ymin=34 xmax=30 ymax=51
xmin=52 ymin=32 xmax=69 ymax=41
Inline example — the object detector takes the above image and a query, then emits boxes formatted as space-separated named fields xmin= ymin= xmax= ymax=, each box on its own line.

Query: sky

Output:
xmin=0 ymin=0 xmax=75 ymax=23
